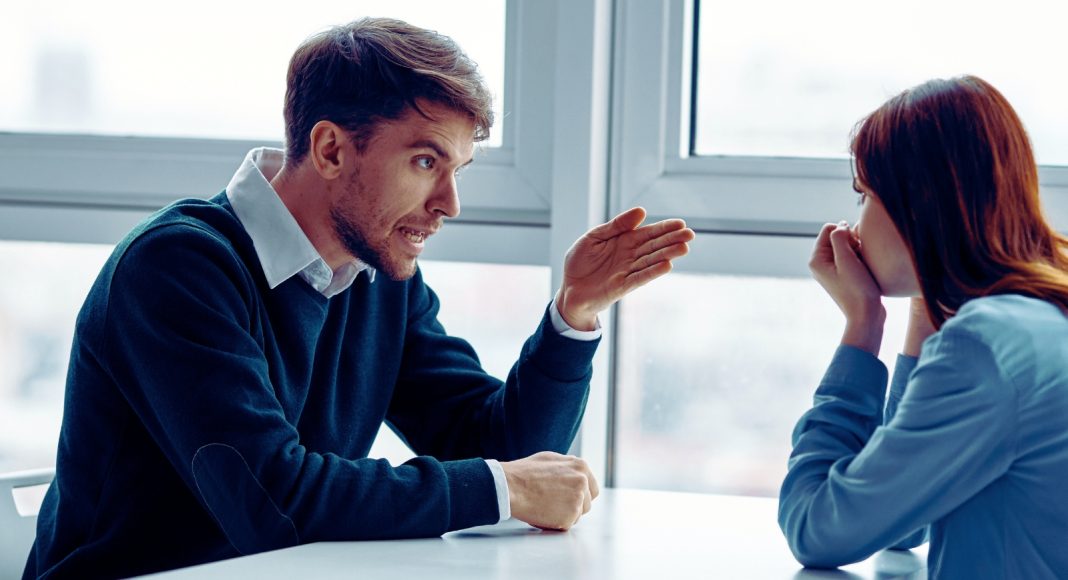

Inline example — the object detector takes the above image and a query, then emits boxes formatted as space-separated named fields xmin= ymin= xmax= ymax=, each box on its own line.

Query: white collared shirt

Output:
xmin=226 ymin=147 xmax=375 ymax=298
xmin=224 ymin=147 xmax=601 ymax=523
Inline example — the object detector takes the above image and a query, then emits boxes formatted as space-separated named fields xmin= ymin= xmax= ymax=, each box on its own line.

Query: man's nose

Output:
xmin=429 ymin=174 xmax=461 ymax=218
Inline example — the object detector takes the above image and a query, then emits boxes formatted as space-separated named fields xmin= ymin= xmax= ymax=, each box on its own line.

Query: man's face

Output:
xmin=330 ymin=101 xmax=475 ymax=281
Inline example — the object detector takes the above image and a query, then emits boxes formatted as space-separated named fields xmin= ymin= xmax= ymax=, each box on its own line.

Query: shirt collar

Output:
xmin=225 ymin=147 xmax=375 ymax=297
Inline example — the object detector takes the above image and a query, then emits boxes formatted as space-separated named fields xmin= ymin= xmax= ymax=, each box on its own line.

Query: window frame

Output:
xmin=610 ymin=0 xmax=1068 ymax=267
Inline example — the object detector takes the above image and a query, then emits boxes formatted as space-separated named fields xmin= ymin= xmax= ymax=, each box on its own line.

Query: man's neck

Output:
xmin=271 ymin=164 xmax=353 ymax=271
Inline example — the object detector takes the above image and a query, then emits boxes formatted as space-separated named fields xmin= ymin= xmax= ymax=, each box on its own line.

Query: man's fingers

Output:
xmin=583 ymin=462 xmax=600 ymax=500
xmin=587 ymin=207 xmax=647 ymax=240
xmin=631 ymin=241 xmax=690 ymax=275
xmin=623 ymin=260 xmax=673 ymax=291
xmin=631 ymin=218 xmax=690 ymax=246
xmin=635 ymin=226 xmax=696 ymax=257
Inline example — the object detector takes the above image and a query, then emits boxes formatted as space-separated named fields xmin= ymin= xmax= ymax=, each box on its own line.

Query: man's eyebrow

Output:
xmin=409 ymin=139 xmax=474 ymax=167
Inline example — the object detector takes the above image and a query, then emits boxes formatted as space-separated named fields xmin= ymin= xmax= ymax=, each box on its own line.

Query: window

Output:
xmin=0 ymin=241 xmax=113 ymax=472
xmin=615 ymin=272 xmax=911 ymax=496
xmin=611 ymin=0 xmax=1068 ymax=236
xmin=369 ymin=261 xmax=551 ymax=464
xmin=0 ymin=0 xmax=505 ymax=147
xmin=693 ymin=0 xmax=1068 ymax=164
xmin=606 ymin=0 xmax=1068 ymax=495
xmin=17 ymin=0 xmax=1062 ymax=504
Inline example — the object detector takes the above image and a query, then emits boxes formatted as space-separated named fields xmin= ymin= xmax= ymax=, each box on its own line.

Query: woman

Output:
xmin=779 ymin=75 xmax=1068 ymax=579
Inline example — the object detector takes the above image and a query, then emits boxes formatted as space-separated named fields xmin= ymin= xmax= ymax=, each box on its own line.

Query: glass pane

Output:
xmin=418 ymin=261 xmax=551 ymax=380
xmin=694 ymin=0 xmax=1068 ymax=165
xmin=615 ymin=272 xmax=910 ymax=496
xmin=370 ymin=260 xmax=551 ymax=464
xmin=0 ymin=241 xmax=113 ymax=473
xmin=369 ymin=261 xmax=551 ymax=463
xmin=0 ymin=1 xmax=505 ymax=147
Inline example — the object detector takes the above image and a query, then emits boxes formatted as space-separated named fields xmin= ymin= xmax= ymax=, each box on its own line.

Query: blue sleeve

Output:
xmin=102 ymin=226 xmax=498 ymax=555
xmin=386 ymin=271 xmax=599 ymax=461
xmin=884 ymin=354 xmax=917 ymax=423
xmin=883 ymin=354 xmax=928 ymax=551
xmin=779 ymin=334 xmax=1016 ymax=569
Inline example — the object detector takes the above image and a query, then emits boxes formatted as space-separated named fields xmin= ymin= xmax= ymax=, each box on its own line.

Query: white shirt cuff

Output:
xmin=484 ymin=459 xmax=511 ymax=522
xmin=549 ymin=297 xmax=602 ymax=341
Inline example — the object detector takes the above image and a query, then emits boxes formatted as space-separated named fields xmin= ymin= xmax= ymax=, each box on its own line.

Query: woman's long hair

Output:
xmin=851 ymin=75 xmax=1068 ymax=327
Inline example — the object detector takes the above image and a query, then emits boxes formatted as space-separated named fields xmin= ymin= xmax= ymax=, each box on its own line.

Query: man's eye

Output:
xmin=416 ymin=157 xmax=434 ymax=170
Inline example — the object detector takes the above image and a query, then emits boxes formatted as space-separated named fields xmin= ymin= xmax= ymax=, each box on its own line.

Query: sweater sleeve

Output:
xmin=883 ymin=354 xmax=928 ymax=551
xmin=778 ymin=334 xmax=1016 ymax=569
xmin=386 ymin=270 xmax=600 ymax=461
xmin=101 ymin=225 xmax=498 ymax=555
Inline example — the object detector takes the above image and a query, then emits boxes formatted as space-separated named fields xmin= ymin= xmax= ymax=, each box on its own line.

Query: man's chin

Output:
xmin=379 ymin=259 xmax=419 ymax=282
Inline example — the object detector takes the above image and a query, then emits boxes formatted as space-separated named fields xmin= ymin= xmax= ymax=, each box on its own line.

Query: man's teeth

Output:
xmin=402 ymin=229 xmax=426 ymax=243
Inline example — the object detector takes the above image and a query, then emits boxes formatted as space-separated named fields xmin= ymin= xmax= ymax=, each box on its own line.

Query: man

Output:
xmin=24 ymin=17 xmax=694 ymax=578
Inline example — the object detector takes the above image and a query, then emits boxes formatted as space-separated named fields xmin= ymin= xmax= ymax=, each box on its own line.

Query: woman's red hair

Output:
xmin=851 ymin=75 xmax=1068 ymax=326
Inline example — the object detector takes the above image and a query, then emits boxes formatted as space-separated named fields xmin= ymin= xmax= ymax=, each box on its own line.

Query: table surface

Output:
xmin=151 ymin=488 xmax=928 ymax=579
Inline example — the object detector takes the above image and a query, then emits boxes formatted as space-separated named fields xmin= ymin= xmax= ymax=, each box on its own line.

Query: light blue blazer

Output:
xmin=780 ymin=294 xmax=1068 ymax=579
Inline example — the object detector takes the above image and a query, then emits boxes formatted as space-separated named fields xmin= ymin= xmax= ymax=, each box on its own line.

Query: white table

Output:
xmin=152 ymin=489 xmax=928 ymax=579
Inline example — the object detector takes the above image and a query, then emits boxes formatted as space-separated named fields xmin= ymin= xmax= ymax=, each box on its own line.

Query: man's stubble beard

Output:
xmin=329 ymin=168 xmax=417 ymax=282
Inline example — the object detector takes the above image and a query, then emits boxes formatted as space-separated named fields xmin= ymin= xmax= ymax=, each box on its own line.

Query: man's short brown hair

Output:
xmin=283 ymin=17 xmax=494 ymax=163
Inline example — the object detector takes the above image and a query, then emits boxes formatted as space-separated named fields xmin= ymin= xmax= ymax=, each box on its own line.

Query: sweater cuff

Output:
xmin=525 ymin=303 xmax=601 ymax=382
xmin=442 ymin=458 xmax=501 ymax=532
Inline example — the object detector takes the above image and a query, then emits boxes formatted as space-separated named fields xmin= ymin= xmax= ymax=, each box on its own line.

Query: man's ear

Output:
xmin=308 ymin=121 xmax=349 ymax=180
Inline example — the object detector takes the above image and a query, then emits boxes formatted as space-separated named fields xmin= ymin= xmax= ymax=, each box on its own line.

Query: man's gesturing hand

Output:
xmin=501 ymin=452 xmax=600 ymax=531
xmin=556 ymin=207 xmax=695 ymax=330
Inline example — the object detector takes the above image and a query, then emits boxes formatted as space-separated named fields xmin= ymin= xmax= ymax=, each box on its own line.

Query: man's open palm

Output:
xmin=556 ymin=207 xmax=694 ymax=330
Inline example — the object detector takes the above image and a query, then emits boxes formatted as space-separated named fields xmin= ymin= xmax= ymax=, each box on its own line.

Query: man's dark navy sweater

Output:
xmin=24 ymin=194 xmax=598 ymax=579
